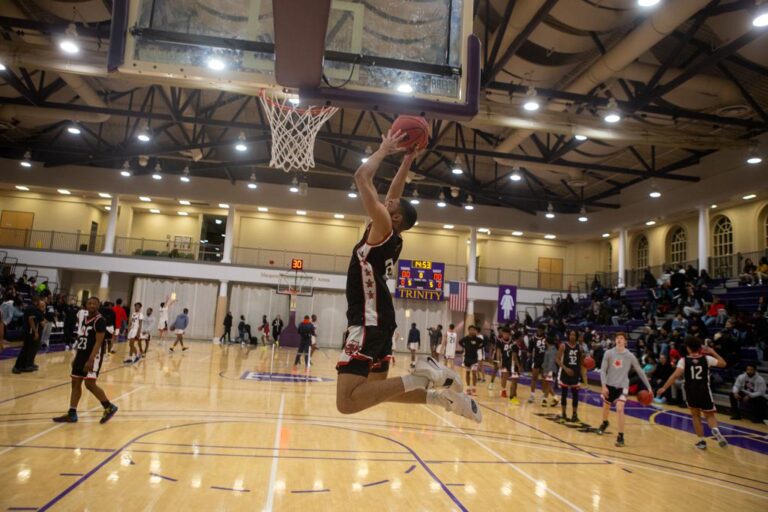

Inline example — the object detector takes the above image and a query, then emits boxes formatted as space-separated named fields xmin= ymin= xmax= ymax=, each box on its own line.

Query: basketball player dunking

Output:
xmin=336 ymin=129 xmax=481 ymax=423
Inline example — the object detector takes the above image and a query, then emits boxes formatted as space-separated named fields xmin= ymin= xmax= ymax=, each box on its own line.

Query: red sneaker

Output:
xmin=500 ymin=389 xmax=508 ymax=398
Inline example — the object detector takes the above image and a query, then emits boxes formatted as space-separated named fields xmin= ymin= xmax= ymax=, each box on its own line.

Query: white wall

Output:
xmin=131 ymin=277 xmax=218 ymax=339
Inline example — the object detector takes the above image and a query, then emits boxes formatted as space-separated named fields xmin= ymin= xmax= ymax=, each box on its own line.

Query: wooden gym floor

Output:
xmin=1 ymin=340 xmax=767 ymax=511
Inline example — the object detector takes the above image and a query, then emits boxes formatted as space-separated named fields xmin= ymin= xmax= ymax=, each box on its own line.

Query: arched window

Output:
xmin=636 ymin=235 xmax=649 ymax=269
xmin=668 ymin=226 xmax=687 ymax=265
xmin=712 ymin=216 xmax=733 ymax=278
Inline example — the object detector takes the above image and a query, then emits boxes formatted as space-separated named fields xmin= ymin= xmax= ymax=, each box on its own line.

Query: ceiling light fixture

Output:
xmin=436 ymin=191 xmax=447 ymax=208
xmin=710 ymin=204 xmax=717 ymax=209
xmin=511 ymin=231 xmax=523 ymax=236
xmin=334 ymin=214 xmax=345 ymax=219
xmin=120 ymin=161 xmax=132 ymax=177
xmin=410 ymin=189 xmax=420 ymax=205
xmin=248 ymin=172 xmax=258 ymax=189
xmin=544 ymin=234 xmax=556 ymax=240
xmin=752 ymin=1 xmax=768 ymax=26
xmin=578 ymin=206 xmax=588 ymax=222
xmin=0 ymin=63 xmax=6 ymax=71
xmin=443 ymin=224 xmax=454 ymax=229
xmin=152 ymin=163 xmax=162 ymax=180
xmin=649 ymin=181 xmax=661 ymax=198
xmin=20 ymin=150 xmax=32 ymax=168
xmin=361 ymin=146 xmax=372 ymax=163
xmin=150 ymin=208 xmax=160 ymax=214
xmin=746 ymin=145 xmax=763 ymax=165
xmin=545 ymin=203 xmax=555 ymax=219
xmin=743 ymin=194 xmax=757 ymax=200
xmin=451 ymin=155 xmax=463 ymax=175
xmin=15 ymin=185 xmax=29 ymax=191
xmin=645 ymin=220 xmax=656 ymax=226
xmin=509 ymin=166 xmax=522 ymax=182
xmin=296 ymin=210 xmax=307 ymax=216
xmin=235 ymin=132 xmax=248 ymax=152
xmin=207 ymin=57 xmax=226 ymax=71
xmin=98 ymin=192 xmax=111 ymax=198
xmin=602 ymin=233 xmax=610 ymax=238
xmin=603 ymin=98 xmax=622 ymax=123
xmin=478 ymin=227 xmax=490 ymax=234
xmin=215 ymin=219 xmax=223 ymax=225
xmin=137 ymin=124 xmax=151 ymax=143
xmin=104 ymin=206 xmax=111 ymax=211
xmin=59 ymin=24 xmax=80 ymax=54
xmin=522 ymin=85 xmax=540 ymax=111
xmin=180 ymin=166 xmax=191 ymax=183
xmin=57 ymin=189 xmax=71 ymax=195
xmin=178 ymin=211 xmax=189 ymax=216
xmin=139 ymin=196 xmax=151 ymax=202
xmin=637 ymin=0 xmax=662 ymax=7
xmin=347 ymin=183 xmax=358 ymax=198
xmin=218 ymin=203 xmax=229 ymax=209
xmin=67 ymin=125 xmax=81 ymax=135
xmin=257 ymin=207 xmax=268 ymax=212
xmin=464 ymin=195 xmax=474 ymax=211
xmin=574 ymin=134 xmax=588 ymax=141
xmin=288 ymin=96 xmax=300 ymax=105
xmin=289 ymin=177 xmax=299 ymax=193
xmin=396 ymin=82 xmax=413 ymax=94
xmin=179 ymin=200 xmax=191 ymax=206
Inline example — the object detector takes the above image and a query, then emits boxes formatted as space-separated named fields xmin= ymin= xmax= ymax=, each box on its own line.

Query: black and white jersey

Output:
xmin=346 ymin=225 xmax=402 ymax=328
xmin=73 ymin=313 xmax=107 ymax=354
xmin=562 ymin=344 xmax=582 ymax=373
xmin=678 ymin=354 xmax=717 ymax=404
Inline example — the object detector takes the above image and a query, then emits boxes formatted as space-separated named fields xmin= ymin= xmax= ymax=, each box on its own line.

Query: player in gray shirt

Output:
xmin=596 ymin=332 xmax=652 ymax=447
xmin=541 ymin=337 xmax=560 ymax=407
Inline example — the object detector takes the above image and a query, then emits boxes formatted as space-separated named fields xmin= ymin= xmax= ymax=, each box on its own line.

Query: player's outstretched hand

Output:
xmin=378 ymin=129 xmax=407 ymax=156
xmin=655 ymin=388 xmax=664 ymax=397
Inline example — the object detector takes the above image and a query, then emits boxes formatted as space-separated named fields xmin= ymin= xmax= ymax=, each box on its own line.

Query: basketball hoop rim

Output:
xmin=259 ymin=89 xmax=335 ymax=116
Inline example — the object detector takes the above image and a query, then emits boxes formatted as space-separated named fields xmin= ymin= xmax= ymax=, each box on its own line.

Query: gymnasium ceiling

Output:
xmin=0 ymin=0 xmax=766 ymax=226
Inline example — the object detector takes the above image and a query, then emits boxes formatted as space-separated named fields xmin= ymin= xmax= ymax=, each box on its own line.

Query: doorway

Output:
xmin=538 ymin=257 xmax=563 ymax=290
xmin=0 ymin=210 xmax=34 ymax=247
xmin=89 ymin=221 xmax=99 ymax=252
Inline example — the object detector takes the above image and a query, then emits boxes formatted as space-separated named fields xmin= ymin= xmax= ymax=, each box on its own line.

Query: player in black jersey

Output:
xmin=527 ymin=325 xmax=547 ymax=403
xmin=658 ymin=336 xmax=728 ymax=449
xmin=556 ymin=330 xmax=587 ymax=423
xmin=335 ymin=129 xmax=480 ymax=423
xmin=52 ymin=297 xmax=118 ymax=424
xmin=459 ymin=325 xmax=484 ymax=396
xmin=499 ymin=327 xmax=522 ymax=404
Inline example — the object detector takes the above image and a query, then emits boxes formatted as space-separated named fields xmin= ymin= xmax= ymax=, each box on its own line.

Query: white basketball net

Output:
xmin=259 ymin=90 xmax=338 ymax=172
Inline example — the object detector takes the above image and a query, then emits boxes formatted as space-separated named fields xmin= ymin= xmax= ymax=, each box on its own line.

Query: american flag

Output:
xmin=448 ymin=281 xmax=467 ymax=312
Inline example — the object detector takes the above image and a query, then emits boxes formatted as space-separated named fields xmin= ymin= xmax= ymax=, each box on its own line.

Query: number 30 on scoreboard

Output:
xmin=290 ymin=259 xmax=304 ymax=270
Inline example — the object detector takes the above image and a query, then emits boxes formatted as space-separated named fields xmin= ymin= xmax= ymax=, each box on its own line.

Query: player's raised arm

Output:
xmin=385 ymin=151 xmax=417 ymax=203
xmin=354 ymin=130 xmax=406 ymax=241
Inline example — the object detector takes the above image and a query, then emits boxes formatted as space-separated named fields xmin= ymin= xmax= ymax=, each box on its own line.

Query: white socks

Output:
xmin=401 ymin=374 xmax=429 ymax=392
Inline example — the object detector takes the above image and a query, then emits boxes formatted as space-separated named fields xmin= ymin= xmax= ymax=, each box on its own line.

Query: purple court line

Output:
xmin=132 ymin=440 xmax=409 ymax=455
xmin=404 ymin=464 xmax=416 ymax=474
xmin=7 ymin=508 xmax=38 ymax=511
xmin=291 ymin=489 xmax=330 ymax=494
xmin=59 ymin=473 xmax=84 ymax=477
xmin=210 ymin=486 xmax=250 ymax=493
xmin=0 ymin=445 xmax=114 ymax=453
xmin=131 ymin=449 xmax=412 ymax=463
xmin=362 ymin=479 xmax=388 ymax=488
xmin=150 ymin=472 xmax=177 ymax=482
xmin=426 ymin=460 xmax=609 ymax=465
xmin=34 ymin=420 xmax=467 ymax=512
xmin=0 ymin=352 xmax=161 ymax=405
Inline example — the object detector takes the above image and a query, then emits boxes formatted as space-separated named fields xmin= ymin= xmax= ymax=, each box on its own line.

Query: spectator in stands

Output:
xmin=651 ymin=353 xmax=675 ymax=403
xmin=656 ymin=327 xmax=670 ymax=357
xmin=611 ymin=301 xmax=630 ymax=327
xmin=641 ymin=268 xmax=657 ymax=289
xmin=756 ymin=257 xmax=768 ymax=285
xmin=740 ymin=258 xmax=757 ymax=286
xmin=672 ymin=313 xmax=688 ymax=336
xmin=682 ymin=287 xmax=703 ymax=317
xmin=696 ymin=269 xmax=712 ymax=288
xmin=639 ymin=300 xmax=651 ymax=322
xmin=729 ymin=364 xmax=766 ymax=423
xmin=670 ymin=266 xmax=687 ymax=303
xmin=703 ymin=296 xmax=727 ymax=327
xmin=12 ymin=296 xmax=44 ymax=374
xmin=685 ymin=265 xmax=698 ymax=282
xmin=524 ymin=312 xmax=533 ymax=327
xmin=712 ymin=330 xmax=739 ymax=369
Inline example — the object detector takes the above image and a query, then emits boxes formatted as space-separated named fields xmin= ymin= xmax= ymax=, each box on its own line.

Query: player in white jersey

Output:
xmin=123 ymin=302 xmax=143 ymax=364
xmin=157 ymin=295 xmax=175 ymax=342
xmin=140 ymin=307 xmax=156 ymax=356
xmin=440 ymin=324 xmax=458 ymax=368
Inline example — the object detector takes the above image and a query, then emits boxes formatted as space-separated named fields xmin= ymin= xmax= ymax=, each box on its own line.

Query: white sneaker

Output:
xmin=412 ymin=356 xmax=463 ymax=392
xmin=437 ymin=389 xmax=482 ymax=423
xmin=712 ymin=428 xmax=728 ymax=448
xmin=527 ymin=395 xmax=535 ymax=404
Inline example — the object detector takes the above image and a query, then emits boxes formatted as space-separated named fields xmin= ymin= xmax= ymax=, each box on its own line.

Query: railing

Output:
xmin=624 ymin=260 xmax=698 ymax=288
xmin=709 ymin=250 xmax=768 ymax=280
xmin=476 ymin=267 xmax=615 ymax=292
xmin=114 ymin=236 xmax=223 ymax=262
xmin=0 ymin=227 xmax=105 ymax=253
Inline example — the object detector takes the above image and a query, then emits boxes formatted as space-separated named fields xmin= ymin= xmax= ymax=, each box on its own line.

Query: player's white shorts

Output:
xmin=128 ymin=326 xmax=139 ymax=339
xmin=139 ymin=331 xmax=151 ymax=341
xmin=444 ymin=341 xmax=456 ymax=359
xmin=477 ymin=349 xmax=484 ymax=361
xmin=544 ymin=371 xmax=554 ymax=382
xmin=174 ymin=329 xmax=185 ymax=335
xmin=408 ymin=342 xmax=419 ymax=351
xmin=158 ymin=320 xmax=168 ymax=331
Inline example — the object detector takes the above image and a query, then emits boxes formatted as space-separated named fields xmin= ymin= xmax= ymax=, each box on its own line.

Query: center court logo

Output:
xmin=240 ymin=371 xmax=334 ymax=383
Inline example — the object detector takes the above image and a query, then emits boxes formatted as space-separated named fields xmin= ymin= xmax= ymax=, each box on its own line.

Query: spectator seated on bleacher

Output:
xmin=754 ymin=257 xmax=768 ymax=285
xmin=729 ymin=364 xmax=766 ymax=423
xmin=739 ymin=258 xmax=758 ymax=286
xmin=703 ymin=296 xmax=727 ymax=327
xmin=671 ymin=313 xmax=688 ymax=337
xmin=641 ymin=268 xmax=657 ymax=289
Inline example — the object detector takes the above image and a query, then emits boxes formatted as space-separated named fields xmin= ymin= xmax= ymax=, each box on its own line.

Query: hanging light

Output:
xmin=120 ymin=160 xmax=132 ymax=177
xmin=464 ymin=195 xmax=474 ymax=211
xmin=753 ymin=1 xmax=768 ymax=26
xmin=649 ymin=181 xmax=661 ymax=198
xmin=247 ymin=172 xmax=258 ymax=189
xmin=67 ymin=124 xmax=81 ymax=135
xmin=361 ymin=146 xmax=373 ymax=163
xmin=522 ymin=86 xmax=540 ymax=111
xmin=410 ymin=189 xmax=420 ymax=205
xmin=289 ymin=176 xmax=299 ymax=193
xmin=180 ymin=166 xmax=191 ymax=182
xmin=451 ymin=155 xmax=463 ymax=175
xmin=299 ymin=180 xmax=308 ymax=196
xmin=137 ymin=124 xmax=151 ymax=142
xmin=20 ymin=150 xmax=32 ymax=168
xmin=436 ymin=191 xmax=447 ymax=208
xmin=347 ymin=183 xmax=358 ymax=198
xmin=645 ymin=220 xmax=656 ymax=226
xmin=396 ymin=82 xmax=413 ymax=94
xmin=509 ymin=166 xmax=522 ymax=182
xmin=152 ymin=163 xmax=162 ymax=180
xmin=59 ymin=23 xmax=80 ymax=54
xmin=545 ymin=203 xmax=555 ymax=219
xmin=637 ymin=0 xmax=661 ymax=7
xmin=574 ymin=134 xmax=588 ymax=141
xmin=746 ymin=145 xmax=763 ymax=165
xmin=603 ymin=98 xmax=622 ymax=123
xmin=235 ymin=132 xmax=248 ymax=152
xmin=578 ymin=206 xmax=588 ymax=222
xmin=206 ymin=56 xmax=226 ymax=71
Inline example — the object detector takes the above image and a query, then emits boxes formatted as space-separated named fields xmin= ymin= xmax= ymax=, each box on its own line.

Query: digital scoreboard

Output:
xmin=395 ymin=259 xmax=445 ymax=301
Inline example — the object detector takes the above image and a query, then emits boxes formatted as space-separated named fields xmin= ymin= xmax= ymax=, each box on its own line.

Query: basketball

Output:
xmin=391 ymin=115 xmax=430 ymax=151
xmin=637 ymin=390 xmax=653 ymax=406
xmin=583 ymin=355 xmax=596 ymax=371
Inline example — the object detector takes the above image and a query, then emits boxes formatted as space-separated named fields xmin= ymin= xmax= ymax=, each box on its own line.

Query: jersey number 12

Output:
xmin=689 ymin=365 xmax=703 ymax=380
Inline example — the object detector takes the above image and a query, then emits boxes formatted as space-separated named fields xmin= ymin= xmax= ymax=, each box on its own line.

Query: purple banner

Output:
xmin=497 ymin=285 xmax=517 ymax=324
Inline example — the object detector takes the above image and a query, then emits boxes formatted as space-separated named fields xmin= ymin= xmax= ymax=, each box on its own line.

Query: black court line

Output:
xmin=291 ymin=489 xmax=330 ymax=494
xmin=210 ymin=486 xmax=250 ymax=493
xmin=362 ymin=479 xmax=388 ymax=487
xmin=150 ymin=472 xmax=177 ymax=482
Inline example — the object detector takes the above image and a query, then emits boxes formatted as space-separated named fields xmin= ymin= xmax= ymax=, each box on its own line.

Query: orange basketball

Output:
xmin=582 ymin=355 xmax=596 ymax=371
xmin=637 ymin=390 xmax=653 ymax=406
xmin=391 ymin=115 xmax=430 ymax=151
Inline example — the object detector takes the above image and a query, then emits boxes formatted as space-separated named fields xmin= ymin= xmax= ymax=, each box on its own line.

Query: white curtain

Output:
xmin=229 ymin=284 xmax=291 ymax=335
xmin=294 ymin=290 xmax=347 ymax=349
xmin=394 ymin=299 xmax=450 ymax=354
xmin=131 ymin=277 xmax=218 ymax=339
